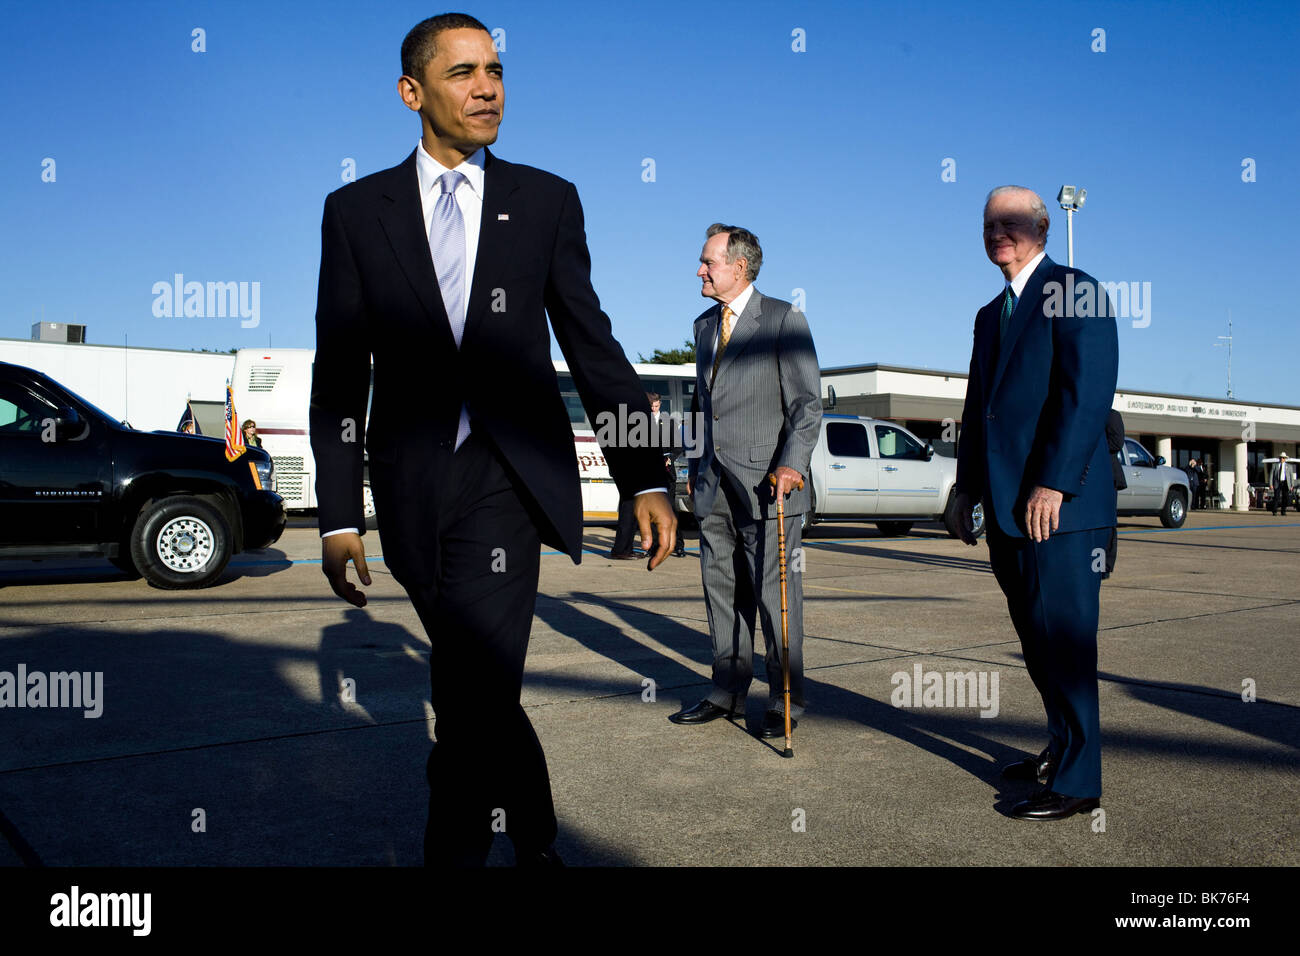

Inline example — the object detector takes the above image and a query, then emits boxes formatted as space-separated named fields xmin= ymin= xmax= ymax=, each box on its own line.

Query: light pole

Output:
xmin=1215 ymin=312 xmax=1233 ymax=398
xmin=1057 ymin=185 xmax=1087 ymax=267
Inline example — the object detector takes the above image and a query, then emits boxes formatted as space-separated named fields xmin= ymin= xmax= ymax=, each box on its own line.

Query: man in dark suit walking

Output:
xmin=310 ymin=13 xmax=676 ymax=865
xmin=669 ymin=224 xmax=821 ymax=739
xmin=1271 ymin=452 xmax=1292 ymax=515
xmin=950 ymin=186 xmax=1118 ymax=820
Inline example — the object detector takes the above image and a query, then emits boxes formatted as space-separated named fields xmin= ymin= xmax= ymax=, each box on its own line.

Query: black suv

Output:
xmin=0 ymin=361 xmax=285 ymax=588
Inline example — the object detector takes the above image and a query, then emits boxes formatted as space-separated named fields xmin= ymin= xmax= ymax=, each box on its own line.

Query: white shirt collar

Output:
xmin=723 ymin=282 xmax=755 ymax=318
xmin=416 ymin=142 xmax=486 ymax=202
xmin=1007 ymin=250 xmax=1047 ymax=299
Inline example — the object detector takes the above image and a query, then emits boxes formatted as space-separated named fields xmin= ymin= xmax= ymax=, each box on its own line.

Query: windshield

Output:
xmin=39 ymin=374 xmax=126 ymax=428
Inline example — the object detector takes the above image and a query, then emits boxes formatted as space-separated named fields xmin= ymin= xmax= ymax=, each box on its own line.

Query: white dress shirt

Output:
xmin=1006 ymin=250 xmax=1046 ymax=300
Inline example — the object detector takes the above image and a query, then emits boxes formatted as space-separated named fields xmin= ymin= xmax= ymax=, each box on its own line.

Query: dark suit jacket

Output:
xmin=309 ymin=148 xmax=662 ymax=578
xmin=956 ymin=255 xmax=1119 ymax=537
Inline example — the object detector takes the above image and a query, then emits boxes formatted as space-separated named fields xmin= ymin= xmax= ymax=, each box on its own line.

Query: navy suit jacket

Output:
xmin=309 ymin=148 xmax=663 ymax=576
xmin=955 ymin=255 xmax=1119 ymax=538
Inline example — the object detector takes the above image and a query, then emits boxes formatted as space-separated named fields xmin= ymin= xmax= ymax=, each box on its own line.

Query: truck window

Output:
xmin=827 ymin=421 xmax=870 ymax=458
xmin=1125 ymin=439 xmax=1154 ymax=467
xmin=875 ymin=424 xmax=926 ymax=460
xmin=0 ymin=383 xmax=52 ymax=435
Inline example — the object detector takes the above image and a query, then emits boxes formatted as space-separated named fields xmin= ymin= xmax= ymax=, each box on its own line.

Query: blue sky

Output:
xmin=2 ymin=0 xmax=1296 ymax=405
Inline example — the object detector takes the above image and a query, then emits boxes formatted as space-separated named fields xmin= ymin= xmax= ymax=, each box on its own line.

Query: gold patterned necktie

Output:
xmin=711 ymin=305 xmax=734 ymax=386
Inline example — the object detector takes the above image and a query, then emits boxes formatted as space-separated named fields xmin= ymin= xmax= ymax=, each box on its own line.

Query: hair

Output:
xmin=645 ymin=392 xmax=660 ymax=403
xmin=402 ymin=13 xmax=491 ymax=82
xmin=243 ymin=419 xmax=257 ymax=428
xmin=984 ymin=185 xmax=1050 ymax=243
xmin=705 ymin=223 xmax=762 ymax=282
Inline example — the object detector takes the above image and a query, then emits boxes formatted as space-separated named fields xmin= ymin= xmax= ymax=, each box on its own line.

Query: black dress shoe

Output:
xmin=673 ymin=547 xmax=687 ymax=557
xmin=608 ymin=550 xmax=640 ymax=560
xmin=515 ymin=845 xmax=565 ymax=866
xmin=668 ymin=699 xmax=738 ymax=724
xmin=1001 ymin=748 xmax=1057 ymax=782
xmin=1009 ymin=789 xmax=1100 ymax=821
xmin=758 ymin=712 xmax=798 ymax=738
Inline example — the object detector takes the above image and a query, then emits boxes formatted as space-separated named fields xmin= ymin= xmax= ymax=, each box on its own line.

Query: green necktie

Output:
xmin=998 ymin=286 xmax=1016 ymax=345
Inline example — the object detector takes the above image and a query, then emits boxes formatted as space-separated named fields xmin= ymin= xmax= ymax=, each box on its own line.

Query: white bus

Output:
xmin=556 ymin=360 xmax=696 ymax=519
xmin=231 ymin=349 xmax=694 ymax=523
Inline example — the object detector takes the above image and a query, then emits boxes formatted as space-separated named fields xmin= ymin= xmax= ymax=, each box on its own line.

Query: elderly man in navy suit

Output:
xmin=950 ymin=186 xmax=1119 ymax=820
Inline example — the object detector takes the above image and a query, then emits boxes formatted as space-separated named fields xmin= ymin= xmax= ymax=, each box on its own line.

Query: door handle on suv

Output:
xmin=883 ymin=466 xmax=899 ymax=472
xmin=830 ymin=463 xmax=846 ymax=470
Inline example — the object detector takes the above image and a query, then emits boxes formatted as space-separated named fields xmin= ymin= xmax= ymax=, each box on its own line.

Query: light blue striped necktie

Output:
xmin=429 ymin=169 xmax=472 ymax=448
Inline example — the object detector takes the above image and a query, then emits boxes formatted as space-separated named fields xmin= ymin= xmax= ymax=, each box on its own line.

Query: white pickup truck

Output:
xmin=802 ymin=415 xmax=981 ymax=537
xmin=676 ymin=414 xmax=983 ymax=538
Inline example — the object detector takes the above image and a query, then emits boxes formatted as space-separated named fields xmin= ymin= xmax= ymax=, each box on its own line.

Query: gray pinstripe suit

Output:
xmin=688 ymin=289 xmax=822 ymax=716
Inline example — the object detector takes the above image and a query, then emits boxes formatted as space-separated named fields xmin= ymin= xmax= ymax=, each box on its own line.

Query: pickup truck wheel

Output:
xmin=130 ymin=497 xmax=232 ymax=589
xmin=362 ymin=480 xmax=379 ymax=531
xmin=943 ymin=491 xmax=986 ymax=539
xmin=800 ymin=487 xmax=818 ymax=534
xmin=876 ymin=521 xmax=913 ymax=537
xmin=1160 ymin=488 xmax=1188 ymax=528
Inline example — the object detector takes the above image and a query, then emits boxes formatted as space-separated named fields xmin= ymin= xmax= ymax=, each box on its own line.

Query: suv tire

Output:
xmin=130 ymin=496 xmax=233 ymax=589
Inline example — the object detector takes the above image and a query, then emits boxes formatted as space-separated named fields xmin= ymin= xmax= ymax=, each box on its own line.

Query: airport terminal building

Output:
xmin=821 ymin=364 xmax=1300 ymax=510
xmin=4 ymin=330 xmax=1297 ymax=511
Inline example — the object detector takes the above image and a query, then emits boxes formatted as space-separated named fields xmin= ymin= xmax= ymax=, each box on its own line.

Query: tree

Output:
xmin=638 ymin=340 xmax=695 ymax=365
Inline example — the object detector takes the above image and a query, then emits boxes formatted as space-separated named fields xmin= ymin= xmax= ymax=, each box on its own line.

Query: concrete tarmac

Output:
xmin=0 ymin=510 xmax=1296 ymax=866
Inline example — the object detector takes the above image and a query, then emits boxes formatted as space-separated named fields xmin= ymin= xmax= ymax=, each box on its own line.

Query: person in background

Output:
xmin=242 ymin=419 xmax=263 ymax=449
xmin=1183 ymin=457 xmax=1201 ymax=510
xmin=649 ymin=393 xmax=687 ymax=558
xmin=1271 ymin=452 xmax=1292 ymax=516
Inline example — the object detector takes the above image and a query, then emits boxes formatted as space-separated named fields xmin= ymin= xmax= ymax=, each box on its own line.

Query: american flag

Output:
xmin=224 ymin=381 xmax=246 ymax=462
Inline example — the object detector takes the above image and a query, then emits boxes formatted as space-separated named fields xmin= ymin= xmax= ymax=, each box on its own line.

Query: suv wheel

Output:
xmin=1160 ymin=488 xmax=1188 ymax=528
xmin=800 ymin=486 xmax=818 ymax=534
xmin=130 ymin=497 xmax=232 ymax=589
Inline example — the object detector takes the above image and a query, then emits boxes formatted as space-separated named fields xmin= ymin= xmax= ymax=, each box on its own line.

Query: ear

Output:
xmin=398 ymin=75 xmax=422 ymax=113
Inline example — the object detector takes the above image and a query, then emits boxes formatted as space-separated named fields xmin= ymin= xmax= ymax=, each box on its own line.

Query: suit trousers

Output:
xmin=698 ymin=463 xmax=805 ymax=716
xmin=403 ymin=432 xmax=556 ymax=864
xmin=1271 ymin=481 xmax=1290 ymax=515
xmin=985 ymin=509 xmax=1107 ymax=798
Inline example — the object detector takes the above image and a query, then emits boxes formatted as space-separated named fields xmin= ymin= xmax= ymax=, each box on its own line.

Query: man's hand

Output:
xmin=951 ymin=491 xmax=979 ymax=546
xmin=1024 ymin=486 xmax=1064 ymax=543
xmin=768 ymin=466 xmax=805 ymax=500
xmin=635 ymin=491 xmax=677 ymax=570
xmin=322 ymin=532 xmax=371 ymax=607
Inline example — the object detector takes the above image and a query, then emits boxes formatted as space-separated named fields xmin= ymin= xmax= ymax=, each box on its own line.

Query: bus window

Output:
xmin=556 ymin=373 xmax=591 ymax=428
xmin=642 ymin=378 xmax=672 ymax=415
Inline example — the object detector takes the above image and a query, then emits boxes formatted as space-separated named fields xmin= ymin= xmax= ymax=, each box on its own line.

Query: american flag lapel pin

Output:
xmin=498 ymin=213 xmax=509 ymax=221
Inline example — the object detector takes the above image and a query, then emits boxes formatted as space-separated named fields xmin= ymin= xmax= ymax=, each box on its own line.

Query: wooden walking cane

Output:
xmin=770 ymin=473 xmax=804 ymax=758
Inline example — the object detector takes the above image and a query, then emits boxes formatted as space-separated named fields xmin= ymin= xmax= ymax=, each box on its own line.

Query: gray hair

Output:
xmin=706 ymin=223 xmax=762 ymax=282
xmin=984 ymin=185 xmax=1050 ymax=243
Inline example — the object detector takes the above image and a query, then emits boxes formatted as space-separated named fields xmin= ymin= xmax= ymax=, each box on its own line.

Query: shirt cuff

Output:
xmin=633 ymin=488 xmax=665 ymax=496
xmin=322 ymin=527 xmax=359 ymax=538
